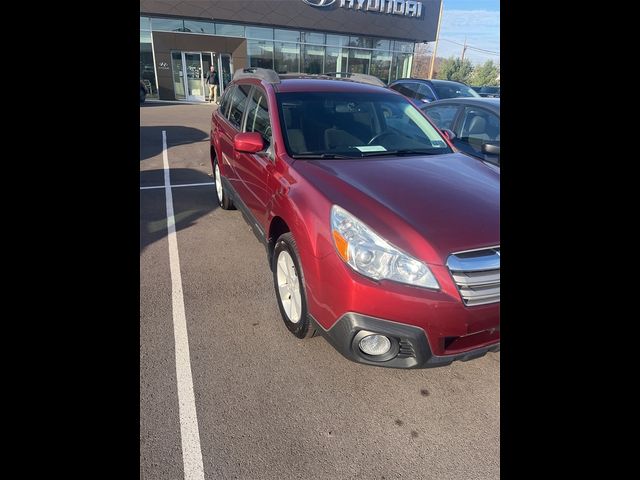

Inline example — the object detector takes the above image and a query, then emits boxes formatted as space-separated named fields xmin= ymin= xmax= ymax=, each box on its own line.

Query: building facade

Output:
xmin=140 ymin=0 xmax=442 ymax=101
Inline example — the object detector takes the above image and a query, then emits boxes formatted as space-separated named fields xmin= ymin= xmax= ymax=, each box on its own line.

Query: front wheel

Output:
xmin=273 ymin=233 xmax=315 ymax=339
xmin=213 ymin=157 xmax=234 ymax=210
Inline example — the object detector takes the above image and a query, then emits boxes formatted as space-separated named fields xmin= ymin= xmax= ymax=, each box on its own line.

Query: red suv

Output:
xmin=210 ymin=68 xmax=499 ymax=368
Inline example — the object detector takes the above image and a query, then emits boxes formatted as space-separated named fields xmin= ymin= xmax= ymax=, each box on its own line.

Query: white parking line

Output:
xmin=140 ymin=182 xmax=214 ymax=190
xmin=162 ymin=130 xmax=206 ymax=480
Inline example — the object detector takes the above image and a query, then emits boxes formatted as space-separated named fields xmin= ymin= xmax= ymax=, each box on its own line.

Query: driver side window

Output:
xmin=244 ymin=88 xmax=272 ymax=146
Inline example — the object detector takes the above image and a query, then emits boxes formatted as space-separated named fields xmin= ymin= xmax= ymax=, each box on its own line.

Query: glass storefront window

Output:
xmin=171 ymin=52 xmax=185 ymax=100
xmin=302 ymin=32 xmax=325 ymax=45
xmin=393 ymin=41 xmax=415 ymax=53
xmin=302 ymin=44 xmax=324 ymax=74
xmin=348 ymin=48 xmax=371 ymax=74
xmin=140 ymin=30 xmax=152 ymax=43
xmin=274 ymin=42 xmax=300 ymax=73
xmin=390 ymin=52 xmax=413 ymax=82
xmin=275 ymin=29 xmax=300 ymax=42
xmin=246 ymin=26 xmax=273 ymax=40
xmin=216 ymin=23 xmax=244 ymax=37
xmin=183 ymin=20 xmax=215 ymax=34
xmin=373 ymin=39 xmax=391 ymax=51
xmin=151 ymin=18 xmax=184 ymax=32
xmin=325 ymin=47 xmax=348 ymax=73
xmin=326 ymin=34 xmax=349 ymax=47
xmin=140 ymin=17 xmax=151 ymax=31
xmin=248 ymin=39 xmax=274 ymax=69
xmin=349 ymin=36 xmax=373 ymax=49
xmin=140 ymin=42 xmax=156 ymax=96
xmin=370 ymin=50 xmax=392 ymax=84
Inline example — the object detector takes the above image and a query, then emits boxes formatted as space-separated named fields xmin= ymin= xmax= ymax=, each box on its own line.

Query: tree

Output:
xmin=468 ymin=60 xmax=500 ymax=86
xmin=436 ymin=57 xmax=474 ymax=84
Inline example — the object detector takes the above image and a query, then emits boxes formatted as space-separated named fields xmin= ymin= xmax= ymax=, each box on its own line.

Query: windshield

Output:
xmin=276 ymin=92 xmax=453 ymax=158
xmin=432 ymin=82 xmax=480 ymax=99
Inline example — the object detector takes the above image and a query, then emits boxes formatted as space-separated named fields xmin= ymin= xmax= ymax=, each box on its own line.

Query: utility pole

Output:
xmin=428 ymin=0 xmax=444 ymax=79
xmin=461 ymin=36 xmax=468 ymax=62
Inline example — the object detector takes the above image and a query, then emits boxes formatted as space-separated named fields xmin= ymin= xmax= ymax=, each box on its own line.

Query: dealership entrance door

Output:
xmin=171 ymin=51 xmax=233 ymax=102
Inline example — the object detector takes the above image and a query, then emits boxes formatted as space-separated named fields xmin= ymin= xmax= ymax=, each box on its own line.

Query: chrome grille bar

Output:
xmin=447 ymin=247 xmax=500 ymax=306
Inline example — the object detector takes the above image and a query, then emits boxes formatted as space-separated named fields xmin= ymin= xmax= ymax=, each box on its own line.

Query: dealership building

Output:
xmin=140 ymin=0 xmax=442 ymax=101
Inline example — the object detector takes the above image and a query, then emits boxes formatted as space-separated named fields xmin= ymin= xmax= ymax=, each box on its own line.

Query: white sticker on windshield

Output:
xmin=355 ymin=145 xmax=387 ymax=152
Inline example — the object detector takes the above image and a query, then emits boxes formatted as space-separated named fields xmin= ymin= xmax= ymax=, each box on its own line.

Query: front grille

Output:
xmin=446 ymin=246 xmax=500 ymax=306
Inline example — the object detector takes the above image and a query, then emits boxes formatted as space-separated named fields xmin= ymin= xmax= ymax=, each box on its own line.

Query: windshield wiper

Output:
xmin=291 ymin=153 xmax=356 ymax=159
xmin=358 ymin=148 xmax=445 ymax=157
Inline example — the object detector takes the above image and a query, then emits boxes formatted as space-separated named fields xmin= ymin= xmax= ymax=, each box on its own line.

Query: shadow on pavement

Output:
xmin=140 ymin=125 xmax=209 ymax=162
xmin=140 ymin=168 xmax=217 ymax=255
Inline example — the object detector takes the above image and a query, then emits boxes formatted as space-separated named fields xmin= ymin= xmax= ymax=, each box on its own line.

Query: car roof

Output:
xmin=421 ymin=97 xmax=500 ymax=113
xmin=391 ymin=78 xmax=471 ymax=87
xmin=235 ymin=76 xmax=392 ymax=94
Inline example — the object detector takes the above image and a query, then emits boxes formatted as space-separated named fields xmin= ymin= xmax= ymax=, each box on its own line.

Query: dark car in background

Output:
xmin=420 ymin=98 xmax=500 ymax=166
xmin=471 ymin=86 xmax=500 ymax=98
xmin=389 ymin=78 xmax=480 ymax=104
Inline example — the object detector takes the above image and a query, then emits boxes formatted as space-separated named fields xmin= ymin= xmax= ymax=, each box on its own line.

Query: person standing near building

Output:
xmin=206 ymin=65 xmax=219 ymax=104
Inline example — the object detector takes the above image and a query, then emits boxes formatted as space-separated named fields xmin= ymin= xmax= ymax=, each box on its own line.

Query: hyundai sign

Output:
xmin=303 ymin=0 xmax=423 ymax=18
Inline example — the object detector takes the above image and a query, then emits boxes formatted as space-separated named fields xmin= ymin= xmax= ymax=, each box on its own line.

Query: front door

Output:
xmin=184 ymin=52 xmax=205 ymax=102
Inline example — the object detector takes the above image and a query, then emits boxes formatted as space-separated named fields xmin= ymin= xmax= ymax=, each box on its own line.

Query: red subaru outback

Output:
xmin=210 ymin=68 xmax=499 ymax=368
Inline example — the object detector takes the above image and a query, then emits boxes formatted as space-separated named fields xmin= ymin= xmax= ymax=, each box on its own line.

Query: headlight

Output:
xmin=330 ymin=205 xmax=439 ymax=289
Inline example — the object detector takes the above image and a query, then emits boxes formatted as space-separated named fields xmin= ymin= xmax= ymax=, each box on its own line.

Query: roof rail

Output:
xmin=323 ymin=71 xmax=386 ymax=87
xmin=233 ymin=67 xmax=280 ymax=84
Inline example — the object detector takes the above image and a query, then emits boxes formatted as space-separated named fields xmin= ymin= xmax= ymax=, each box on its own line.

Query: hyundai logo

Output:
xmin=302 ymin=0 xmax=336 ymax=7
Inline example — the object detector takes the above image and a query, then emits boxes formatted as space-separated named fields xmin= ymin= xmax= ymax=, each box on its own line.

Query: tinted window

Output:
xmin=432 ymin=82 xmax=480 ymax=99
xmin=227 ymin=85 xmax=252 ymax=128
xmin=276 ymin=92 xmax=452 ymax=157
xmin=390 ymin=82 xmax=419 ymax=99
xmin=422 ymin=104 xmax=460 ymax=130
xmin=219 ymin=85 xmax=234 ymax=118
xmin=244 ymin=88 xmax=272 ymax=145
xmin=415 ymin=84 xmax=436 ymax=103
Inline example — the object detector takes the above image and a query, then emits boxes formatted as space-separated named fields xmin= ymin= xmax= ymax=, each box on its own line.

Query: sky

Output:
xmin=433 ymin=0 xmax=500 ymax=65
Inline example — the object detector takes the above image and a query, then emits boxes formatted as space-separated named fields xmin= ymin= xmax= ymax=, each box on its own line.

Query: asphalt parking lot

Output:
xmin=140 ymin=101 xmax=500 ymax=480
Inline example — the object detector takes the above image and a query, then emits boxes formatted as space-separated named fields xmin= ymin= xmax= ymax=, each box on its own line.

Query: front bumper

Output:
xmin=314 ymin=312 xmax=500 ymax=369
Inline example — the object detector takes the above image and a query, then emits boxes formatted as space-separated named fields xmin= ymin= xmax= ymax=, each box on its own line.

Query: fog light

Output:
xmin=359 ymin=334 xmax=391 ymax=356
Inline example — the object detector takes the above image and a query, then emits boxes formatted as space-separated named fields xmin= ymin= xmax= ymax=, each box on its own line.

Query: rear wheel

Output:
xmin=273 ymin=233 xmax=315 ymax=339
xmin=213 ymin=157 xmax=234 ymax=210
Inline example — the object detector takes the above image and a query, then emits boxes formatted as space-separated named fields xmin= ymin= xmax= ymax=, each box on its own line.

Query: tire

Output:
xmin=273 ymin=233 xmax=315 ymax=339
xmin=140 ymin=88 xmax=146 ymax=104
xmin=213 ymin=156 xmax=235 ymax=210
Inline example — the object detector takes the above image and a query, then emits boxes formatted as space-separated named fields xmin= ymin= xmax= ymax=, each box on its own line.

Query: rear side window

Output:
xmin=390 ymin=82 xmax=419 ymax=99
xmin=422 ymin=104 xmax=460 ymax=130
xmin=415 ymin=84 xmax=436 ymax=103
xmin=227 ymin=84 xmax=252 ymax=128
xmin=218 ymin=85 xmax=234 ymax=117
xmin=244 ymin=88 xmax=272 ymax=145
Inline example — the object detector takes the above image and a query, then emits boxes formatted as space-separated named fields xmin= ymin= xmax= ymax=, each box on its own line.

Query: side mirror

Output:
xmin=234 ymin=132 xmax=264 ymax=154
xmin=441 ymin=129 xmax=456 ymax=141
xmin=482 ymin=143 xmax=500 ymax=155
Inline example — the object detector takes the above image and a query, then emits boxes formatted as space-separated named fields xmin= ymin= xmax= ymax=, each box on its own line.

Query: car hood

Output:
xmin=293 ymin=152 xmax=499 ymax=264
